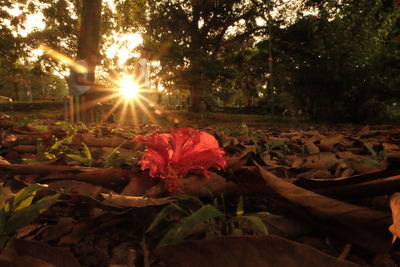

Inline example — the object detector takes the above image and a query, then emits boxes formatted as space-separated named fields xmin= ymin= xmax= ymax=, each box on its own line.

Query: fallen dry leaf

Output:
xmin=99 ymin=193 xmax=174 ymax=208
xmin=154 ymin=235 xmax=361 ymax=267
xmin=318 ymin=134 xmax=354 ymax=151
xmin=389 ymin=193 xmax=400 ymax=243
xmin=41 ymin=217 xmax=75 ymax=243
xmin=294 ymin=170 xmax=400 ymax=199
xmin=305 ymin=141 xmax=320 ymax=154
xmin=181 ymin=173 xmax=238 ymax=197
xmin=72 ymin=133 xmax=128 ymax=148
xmin=292 ymin=152 xmax=339 ymax=169
xmin=0 ymin=239 xmax=80 ymax=267
xmin=235 ymin=165 xmax=392 ymax=251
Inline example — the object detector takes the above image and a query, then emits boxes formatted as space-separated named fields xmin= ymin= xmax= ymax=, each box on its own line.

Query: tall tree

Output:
xmin=77 ymin=0 xmax=103 ymax=81
xmin=144 ymin=0 xmax=268 ymax=112
xmin=270 ymin=0 xmax=400 ymax=121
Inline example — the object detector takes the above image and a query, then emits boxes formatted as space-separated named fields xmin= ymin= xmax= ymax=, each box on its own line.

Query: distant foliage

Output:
xmin=268 ymin=0 xmax=400 ymax=122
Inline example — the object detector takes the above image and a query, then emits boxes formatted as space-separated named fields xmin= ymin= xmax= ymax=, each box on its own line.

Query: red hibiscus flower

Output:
xmin=397 ymin=1 xmax=400 ymax=7
xmin=133 ymin=127 xmax=227 ymax=192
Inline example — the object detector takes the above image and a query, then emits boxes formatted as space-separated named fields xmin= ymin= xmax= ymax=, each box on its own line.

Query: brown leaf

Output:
xmin=13 ymin=256 xmax=55 ymax=267
xmin=72 ymin=133 xmax=127 ymax=148
xmin=296 ymin=168 xmax=333 ymax=179
xmin=292 ymin=152 xmax=339 ymax=169
xmin=181 ymin=173 xmax=238 ymax=197
xmin=154 ymin=235 xmax=361 ymax=267
xmin=58 ymin=215 xmax=131 ymax=245
xmin=341 ymin=168 xmax=355 ymax=177
xmin=13 ymin=145 xmax=36 ymax=154
xmin=386 ymin=150 xmax=400 ymax=159
xmin=256 ymin=213 xmax=311 ymax=238
xmin=246 ymin=165 xmax=392 ymax=251
xmin=305 ymin=141 xmax=320 ymax=154
xmin=318 ymin=135 xmax=354 ymax=151
xmin=0 ymin=156 xmax=10 ymax=165
xmin=2 ymin=239 xmax=80 ymax=267
xmin=389 ymin=193 xmax=400 ymax=243
xmin=46 ymin=180 xmax=107 ymax=197
xmin=15 ymin=224 xmax=41 ymax=239
xmin=291 ymin=158 xmax=305 ymax=168
xmin=294 ymin=170 xmax=400 ymax=199
xmin=0 ymin=164 xmax=131 ymax=191
xmin=41 ymin=217 xmax=75 ymax=243
xmin=383 ymin=142 xmax=400 ymax=151
xmin=120 ymin=172 xmax=158 ymax=196
xmin=99 ymin=193 xmax=174 ymax=208
xmin=356 ymin=125 xmax=372 ymax=136
xmin=348 ymin=161 xmax=382 ymax=174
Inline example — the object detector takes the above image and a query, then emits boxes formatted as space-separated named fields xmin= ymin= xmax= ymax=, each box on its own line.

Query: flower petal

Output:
xmin=133 ymin=127 xmax=227 ymax=192
xmin=133 ymin=133 xmax=173 ymax=177
xmin=170 ymin=128 xmax=226 ymax=177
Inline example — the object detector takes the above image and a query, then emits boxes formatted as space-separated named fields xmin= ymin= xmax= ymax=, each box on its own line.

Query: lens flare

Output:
xmin=39 ymin=44 xmax=86 ymax=73
xmin=119 ymin=75 xmax=139 ymax=99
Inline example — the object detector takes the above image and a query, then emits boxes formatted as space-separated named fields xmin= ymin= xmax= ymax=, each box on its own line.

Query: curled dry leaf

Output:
xmin=294 ymin=170 xmax=400 ymax=199
xmin=99 ymin=193 xmax=174 ymax=208
xmin=0 ymin=164 xmax=131 ymax=191
xmin=389 ymin=193 xmax=400 ymax=243
xmin=239 ymin=164 xmax=392 ymax=251
xmin=0 ymin=156 xmax=10 ymax=165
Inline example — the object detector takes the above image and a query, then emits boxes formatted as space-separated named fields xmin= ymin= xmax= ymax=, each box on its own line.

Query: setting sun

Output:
xmin=118 ymin=75 xmax=140 ymax=99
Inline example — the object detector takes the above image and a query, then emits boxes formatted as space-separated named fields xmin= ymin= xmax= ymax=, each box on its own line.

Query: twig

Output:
xmin=141 ymin=237 xmax=150 ymax=267
xmin=337 ymin=243 xmax=351 ymax=261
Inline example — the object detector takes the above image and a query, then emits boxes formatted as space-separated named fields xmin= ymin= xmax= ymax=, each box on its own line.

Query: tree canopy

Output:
xmin=0 ymin=0 xmax=399 ymax=121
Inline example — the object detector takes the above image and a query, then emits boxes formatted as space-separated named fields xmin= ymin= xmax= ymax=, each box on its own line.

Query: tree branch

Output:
xmin=213 ymin=26 xmax=265 ymax=57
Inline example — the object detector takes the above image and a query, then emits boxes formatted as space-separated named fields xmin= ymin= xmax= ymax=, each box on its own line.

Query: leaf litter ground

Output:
xmin=1 ymin=112 xmax=400 ymax=266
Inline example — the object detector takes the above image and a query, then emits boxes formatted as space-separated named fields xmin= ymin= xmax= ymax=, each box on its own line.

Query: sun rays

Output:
xmin=40 ymin=43 xmax=161 ymax=128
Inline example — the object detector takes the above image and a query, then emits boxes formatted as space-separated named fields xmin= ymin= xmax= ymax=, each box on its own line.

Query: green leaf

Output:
xmin=67 ymin=143 xmax=92 ymax=167
xmin=146 ymin=203 xmax=185 ymax=233
xmin=4 ymin=193 xmax=59 ymax=235
xmin=5 ymin=184 xmax=42 ymax=213
xmin=66 ymin=154 xmax=91 ymax=167
xmin=49 ymin=135 xmax=73 ymax=153
xmin=66 ymin=154 xmax=86 ymax=162
xmin=236 ymin=196 xmax=244 ymax=216
xmin=105 ymin=140 xmax=129 ymax=161
xmin=0 ymin=183 xmax=5 ymax=209
xmin=14 ymin=192 xmax=36 ymax=212
xmin=364 ymin=143 xmax=377 ymax=159
xmin=252 ymin=137 xmax=262 ymax=155
xmin=229 ymin=215 xmax=268 ymax=234
xmin=103 ymin=150 xmax=121 ymax=168
xmin=82 ymin=142 xmax=92 ymax=163
xmin=158 ymin=205 xmax=224 ymax=247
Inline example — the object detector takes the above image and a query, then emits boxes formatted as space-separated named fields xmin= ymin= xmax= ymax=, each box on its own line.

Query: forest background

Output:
xmin=0 ymin=0 xmax=399 ymax=123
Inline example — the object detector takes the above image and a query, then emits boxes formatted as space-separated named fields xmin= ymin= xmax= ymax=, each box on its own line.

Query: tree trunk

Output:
xmin=13 ymin=82 xmax=19 ymax=101
xmin=189 ymin=73 xmax=204 ymax=113
xmin=77 ymin=0 xmax=102 ymax=82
